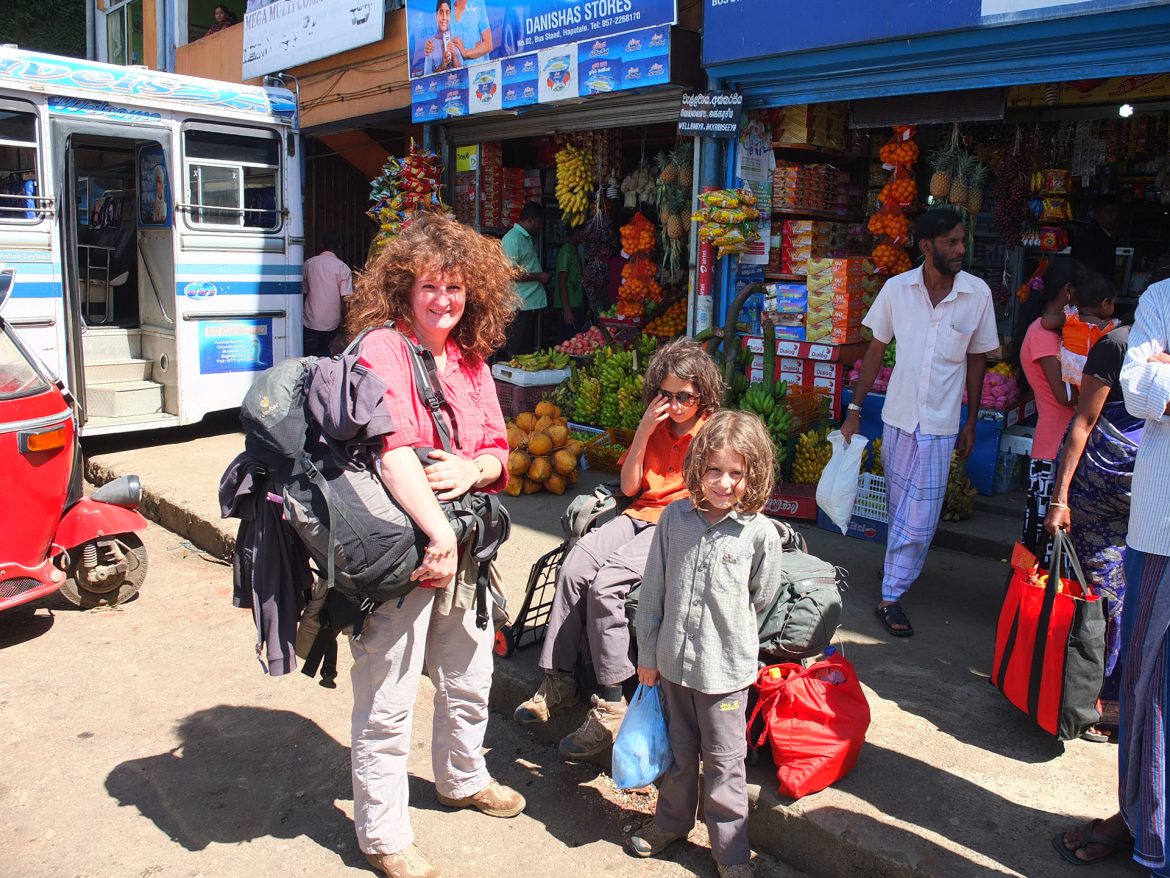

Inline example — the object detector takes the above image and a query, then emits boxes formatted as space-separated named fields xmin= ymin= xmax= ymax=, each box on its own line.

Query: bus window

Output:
xmin=184 ymin=129 xmax=280 ymax=230
xmin=0 ymin=109 xmax=45 ymax=224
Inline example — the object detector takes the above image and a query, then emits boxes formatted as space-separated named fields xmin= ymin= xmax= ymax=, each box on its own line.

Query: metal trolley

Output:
xmin=493 ymin=542 xmax=566 ymax=658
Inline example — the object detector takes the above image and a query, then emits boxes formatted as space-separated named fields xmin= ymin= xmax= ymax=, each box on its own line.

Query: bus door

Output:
xmin=0 ymin=98 xmax=61 ymax=381
xmin=174 ymin=122 xmax=296 ymax=425
xmin=52 ymin=119 xmax=177 ymax=432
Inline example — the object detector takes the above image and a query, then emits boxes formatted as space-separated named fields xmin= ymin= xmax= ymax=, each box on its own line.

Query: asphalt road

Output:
xmin=0 ymin=520 xmax=808 ymax=878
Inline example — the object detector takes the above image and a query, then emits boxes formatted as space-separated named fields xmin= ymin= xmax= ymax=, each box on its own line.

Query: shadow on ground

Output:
xmin=105 ymin=705 xmax=362 ymax=867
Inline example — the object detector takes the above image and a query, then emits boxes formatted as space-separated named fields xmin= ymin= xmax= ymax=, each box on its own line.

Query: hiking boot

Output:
xmin=365 ymin=845 xmax=442 ymax=878
xmin=626 ymin=822 xmax=690 ymax=858
xmin=436 ymin=778 xmax=526 ymax=818
xmin=514 ymin=671 xmax=579 ymax=724
xmin=559 ymin=694 xmax=627 ymax=760
xmin=717 ymin=863 xmax=753 ymax=878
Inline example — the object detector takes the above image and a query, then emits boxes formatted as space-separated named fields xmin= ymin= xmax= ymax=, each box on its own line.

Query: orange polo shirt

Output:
xmin=618 ymin=414 xmax=708 ymax=524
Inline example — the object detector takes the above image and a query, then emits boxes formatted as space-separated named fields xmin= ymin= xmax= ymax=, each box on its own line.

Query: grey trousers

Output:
xmin=538 ymin=513 xmax=655 ymax=686
xmin=655 ymin=678 xmax=751 ymax=866
xmin=349 ymin=586 xmax=494 ymax=855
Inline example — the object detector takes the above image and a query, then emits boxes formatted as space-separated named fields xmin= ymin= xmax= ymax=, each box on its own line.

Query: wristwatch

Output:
xmin=847 ymin=402 xmax=862 ymax=414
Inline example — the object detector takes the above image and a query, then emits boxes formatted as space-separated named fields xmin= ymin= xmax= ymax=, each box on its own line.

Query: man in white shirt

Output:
xmin=843 ymin=208 xmax=1000 ymax=637
xmin=302 ymin=230 xmax=353 ymax=357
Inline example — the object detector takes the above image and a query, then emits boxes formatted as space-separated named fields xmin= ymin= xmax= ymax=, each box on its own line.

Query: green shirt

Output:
xmin=555 ymin=242 xmax=584 ymax=309
xmin=501 ymin=223 xmax=546 ymax=311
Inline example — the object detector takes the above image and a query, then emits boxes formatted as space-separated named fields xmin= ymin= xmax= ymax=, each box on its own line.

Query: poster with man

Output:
xmin=405 ymin=0 xmax=677 ymax=79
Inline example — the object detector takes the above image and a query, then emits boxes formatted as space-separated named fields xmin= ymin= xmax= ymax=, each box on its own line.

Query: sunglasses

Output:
xmin=658 ymin=389 xmax=699 ymax=406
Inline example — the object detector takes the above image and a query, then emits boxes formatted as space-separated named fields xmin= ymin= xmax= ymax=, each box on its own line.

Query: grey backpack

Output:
xmin=560 ymin=483 xmax=629 ymax=549
xmin=757 ymin=521 xmax=846 ymax=660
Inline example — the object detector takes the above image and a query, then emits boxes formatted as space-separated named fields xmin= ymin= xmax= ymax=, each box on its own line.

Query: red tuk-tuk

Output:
xmin=0 ymin=287 xmax=148 ymax=612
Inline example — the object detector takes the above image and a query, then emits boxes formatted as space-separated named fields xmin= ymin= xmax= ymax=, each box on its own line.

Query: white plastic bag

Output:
xmin=816 ymin=431 xmax=868 ymax=535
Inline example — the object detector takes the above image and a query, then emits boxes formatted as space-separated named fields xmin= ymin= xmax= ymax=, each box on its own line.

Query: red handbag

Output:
xmin=748 ymin=654 xmax=871 ymax=799
xmin=991 ymin=533 xmax=1106 ymax=740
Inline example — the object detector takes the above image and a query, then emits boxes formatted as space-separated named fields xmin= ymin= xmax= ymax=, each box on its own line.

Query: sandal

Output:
xmin=874 ymin=603 xmax=914 ymax=637
xmin=1052 ymin=818 xmax=1132 ymax=865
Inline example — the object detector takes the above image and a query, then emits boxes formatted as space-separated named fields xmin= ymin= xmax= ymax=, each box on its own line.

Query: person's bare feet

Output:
xmin=1059 ymin=813 xmax=1131 ymax=863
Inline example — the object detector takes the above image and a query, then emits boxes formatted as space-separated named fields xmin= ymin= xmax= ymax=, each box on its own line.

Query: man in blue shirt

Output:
xmin=501 ymin=202 xmax=550 ymax=357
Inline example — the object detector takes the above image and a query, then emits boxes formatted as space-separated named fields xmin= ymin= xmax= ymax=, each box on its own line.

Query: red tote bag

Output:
xmin=990 ymin=532 xmax=1107 ymax=740
xmin=748 ymin=654 xmax=871 ymax=799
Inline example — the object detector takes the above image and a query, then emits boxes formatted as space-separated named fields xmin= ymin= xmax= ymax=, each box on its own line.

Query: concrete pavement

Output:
xmin=81 ymin=419 xmax=1142 ymax=878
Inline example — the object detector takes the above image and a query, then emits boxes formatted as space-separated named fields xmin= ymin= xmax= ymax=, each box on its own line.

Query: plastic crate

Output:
xmin=491 ymin=363 xmax=572 ymax=386
xmin=785 ymin=384 xmax=832 ymax=433
xmin=585 ymin=429 xmax=634 ymax=473
xmin=853 ymin=472 xmax=888 ymax=523
xmin=494 ymin=379 xmax=560 ymax=419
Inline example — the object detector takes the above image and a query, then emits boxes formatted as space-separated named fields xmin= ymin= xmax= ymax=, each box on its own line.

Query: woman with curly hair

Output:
xmin=513 ymin=337 xmax=723 ymax=761
xmin=345 ymin=212 xmax=522 ymax=878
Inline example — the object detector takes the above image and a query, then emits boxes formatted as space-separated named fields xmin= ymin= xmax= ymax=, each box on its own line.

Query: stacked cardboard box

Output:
xmin=772 ymin=104 xmax=847 ymax=150
xmin=804 ymin=257 xmax=879 ymax=345
xmin=772 ymin=162 xmax=848 ymax=213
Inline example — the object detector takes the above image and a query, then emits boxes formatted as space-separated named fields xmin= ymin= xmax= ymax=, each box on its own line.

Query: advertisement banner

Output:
xmin=405 ymin=0 xmax=676 ymax=79
xmin=198 ymin=319 xmax=274 ymax=375
xmin=412 ymin=26 xmax=670 ymax=120
xmin=242 ymin=0 xmax=385 ymax=80
xmin=137 ymin=143 xmax=171 ymax=228
xmin=702 ymin=0 xmax=1167 ymax=67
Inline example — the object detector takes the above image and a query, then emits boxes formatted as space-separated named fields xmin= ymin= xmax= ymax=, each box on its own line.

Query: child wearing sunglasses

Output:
xmin=514 ymin=337 xmax=724 ymax=760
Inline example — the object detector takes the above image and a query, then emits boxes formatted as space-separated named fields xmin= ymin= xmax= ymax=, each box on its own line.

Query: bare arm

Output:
xmin=1044 ymin=375 xmax=1111 ymax=534
xmin=1037 ymin=354 xmax=1076 ymax=407
xmin=957 ymin=353 xmax=987 ymax=457
xmin=841 ymin=338 xmax=887 ymax=444
xmin=379 ymin=446 xmax=458 ymax=587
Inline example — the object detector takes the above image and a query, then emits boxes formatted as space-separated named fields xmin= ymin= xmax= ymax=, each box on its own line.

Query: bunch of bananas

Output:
xmin=941 ymin=452 xmax=977 ymax=522
xmin=504 ymin=348 xmax=570 ymax=372
xmin=575 ymin=376 xmax=602 ymax=424
xmin=989 ymin=361 xmax=1015 ymax=378
xmin=555 ymin=144 xmax=594 ymax=228
xmin=737 ymin=381 xmax=794 ymax=473
xmin=617 ymin=380 xmax=645 ymax=431
xmin=869 ymin=437 xmax=884 ymax=476
xmin=596 ymin=348 xmax=634 ymax=394
xmin=793 ymin=429 xmax=833 ymax=484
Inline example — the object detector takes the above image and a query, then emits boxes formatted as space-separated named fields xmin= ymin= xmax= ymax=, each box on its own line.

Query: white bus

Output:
xmin=0 ymin=47 xmax=303 ymax=435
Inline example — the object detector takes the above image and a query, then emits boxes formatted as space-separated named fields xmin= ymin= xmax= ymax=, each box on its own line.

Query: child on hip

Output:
xmin=628 ymin=410 xmax=784 ymax=878
xmin=1042 ymin=270 xmax=1120 ymax=389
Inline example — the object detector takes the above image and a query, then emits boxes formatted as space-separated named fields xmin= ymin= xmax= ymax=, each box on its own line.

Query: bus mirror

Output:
xmin=0 ymin=268 xmax=13 ymax=309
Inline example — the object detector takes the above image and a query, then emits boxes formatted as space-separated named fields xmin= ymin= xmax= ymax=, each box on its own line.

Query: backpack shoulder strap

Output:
xmin=396 ymin=330 xmax=455 ymax=454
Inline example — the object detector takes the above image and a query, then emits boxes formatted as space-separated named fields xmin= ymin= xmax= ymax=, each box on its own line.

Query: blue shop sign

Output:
xmin=702 ymin=0 xmax=1170 ymax=66
xmin=405 ymin=0 xmax=676 ymax=80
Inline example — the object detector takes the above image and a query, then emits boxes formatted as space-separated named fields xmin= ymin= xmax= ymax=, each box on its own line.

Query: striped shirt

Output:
xmin=1120 ymin=279 xmax=1170 ymax=556
xmin=636 ymin=500 xmax=783 ymax=694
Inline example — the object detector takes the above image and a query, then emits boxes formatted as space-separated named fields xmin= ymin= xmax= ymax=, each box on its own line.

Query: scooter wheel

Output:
xmin=60 ymin=533 xmax=148 ymax=609
xmin=493 ymin=626 xmax=516 ymax=659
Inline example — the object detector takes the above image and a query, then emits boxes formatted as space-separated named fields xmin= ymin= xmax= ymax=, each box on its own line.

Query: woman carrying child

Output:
xmin=629 ymin=410 xmax=784 ymax=877
xmin=513 ymin=337 xmax=723 ymax=760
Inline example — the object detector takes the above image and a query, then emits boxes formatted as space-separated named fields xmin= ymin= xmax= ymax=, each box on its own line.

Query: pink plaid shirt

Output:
xmin=358 ymin=328 xmax=509 ymax=492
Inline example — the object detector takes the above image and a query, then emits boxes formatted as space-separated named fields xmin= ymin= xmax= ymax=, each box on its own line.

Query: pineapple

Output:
xmin=967 ymin=163 xmax=989 ymax=215
xmin=675 ymin=141 xmax=694 ymax=189
xmin=949 ymin=154 xmax=976 ymax=208
xmin=929 ymin=145 xmax=956 ymax=200
xmin=656 ymin=149 xmax=679 ymax=185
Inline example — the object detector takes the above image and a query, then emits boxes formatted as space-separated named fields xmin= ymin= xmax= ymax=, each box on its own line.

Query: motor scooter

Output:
xmin=0 ymin=284 xmax=149 ymax=612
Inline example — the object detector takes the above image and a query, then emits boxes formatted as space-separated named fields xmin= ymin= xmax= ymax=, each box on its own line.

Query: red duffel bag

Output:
xmin=748 ymin=654 xmax=871 ymax=799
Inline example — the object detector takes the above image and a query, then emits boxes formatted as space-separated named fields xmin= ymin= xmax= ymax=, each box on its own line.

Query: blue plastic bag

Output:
xmin=611 ymin=683 xmax=674 ymax=790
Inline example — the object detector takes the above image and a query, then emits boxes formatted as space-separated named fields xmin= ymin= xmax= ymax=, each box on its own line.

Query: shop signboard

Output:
xmin=1009 ymin=73 xmax=1170 ymax=106
xmin=242 ymin=0 xmax=385 ymax=80
xmin=703 ymin=0 xmax=1170 ymax=66
xmin=406 ymin=0 xmax=677 ymax=80
xmin=678 ymin=91 xmax=743 ymax=137
xmin=411 ymin=25 xmax=671 ymax=122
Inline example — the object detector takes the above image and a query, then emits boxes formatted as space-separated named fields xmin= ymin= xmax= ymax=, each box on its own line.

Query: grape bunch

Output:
xmin=993 ymin=150 xmax=1031 ymax=248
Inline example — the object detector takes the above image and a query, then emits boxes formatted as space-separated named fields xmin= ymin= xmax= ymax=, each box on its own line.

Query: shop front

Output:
xmin=403 ymin=0 xmax=703 ymax=356
xmin=695 ymin=1 xmax=1170 ymax=508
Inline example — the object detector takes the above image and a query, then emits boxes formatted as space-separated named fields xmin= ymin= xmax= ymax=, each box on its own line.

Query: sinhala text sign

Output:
xmin=242 ymin=0 xmax=386 ymax=80
xmin=405 ymin=0 xmax=676 ymax=79
xmin=678 ymin=91 xmax=743 ymax=137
